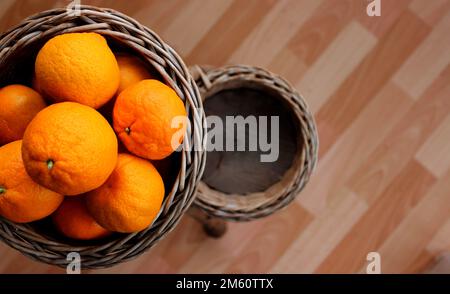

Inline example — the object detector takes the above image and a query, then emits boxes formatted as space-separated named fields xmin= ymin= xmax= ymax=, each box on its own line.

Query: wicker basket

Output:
xmin=0 ymin=6 xmax=206 ymax=269
xmin=191 ymin=65 xmax=318 ymax=221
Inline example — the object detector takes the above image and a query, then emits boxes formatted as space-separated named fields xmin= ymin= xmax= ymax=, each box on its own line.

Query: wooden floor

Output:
xmin=1 ymin=0 xmax=450 ymax=274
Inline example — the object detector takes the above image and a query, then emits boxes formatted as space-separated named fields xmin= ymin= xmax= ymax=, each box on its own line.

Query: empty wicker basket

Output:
xmin=191 ymin=65 xmax=318 ymax=222
xmin=0 ymin=6 xmax=206 ymax=269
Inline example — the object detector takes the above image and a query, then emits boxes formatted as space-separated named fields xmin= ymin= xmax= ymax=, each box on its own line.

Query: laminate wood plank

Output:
xmin=228 ymin=0 xmax=321 ymax=67
xmin=393 ymin=10 xmax=450 ymax=100
xmin=177 ymin=221 xmax=268 ymax=273
xmin=348 ymin=65 xmax=450 ymax=204
xmin=427 ymin=217 xmax=450 ymax=254
xmin=298 ymin=82 xmax=414 ymax=215
xmin=271 ymin=188 xmax=367 ymax=273
xmin=409 ymin=0 xmax=450 ymax=26
xmin=0 ymin=0 xmax=17 ymax=26
xmin=356 ymin=0 xmax=411 ymax=38
xmin=161 ymin=0 xmax=233 ymax=57
xmin=315 ymin=10 xmax=430 ymax=158
xmin=416 ymin=113 xmax=450 ymax=178
xmin=297 ymin=21 xmax=377 ymax=114
xmin=316 ymin=160 xmax=435 ymax=273
xmin=82 ymin=0 xmax=156 ymax=17
xmin=223 ymin=203 xmax=312 ymax=273
xmin=130 ymin=0 xmax=190 ymax=34
xmin=266 ymin=47 xmax=308 ymax=87
xmin=186 ymin=0 xmax=276 ymax=66
xmin=365 ymin=170 xmax=450 ymax=273
xmin=0 ymin=0 xmax=60 ymax=32
xmin=287 ymin=0 xmax=356 ymax=66
xmin=404 ymin=250 xmax=435 ymax=273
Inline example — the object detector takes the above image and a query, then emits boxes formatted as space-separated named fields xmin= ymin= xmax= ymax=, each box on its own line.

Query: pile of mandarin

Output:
xmin=0 ymin=33 xmax=186 ymax=240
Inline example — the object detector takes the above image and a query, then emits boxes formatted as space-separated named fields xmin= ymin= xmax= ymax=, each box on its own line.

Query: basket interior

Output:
xmin=0 ymin=36 xmax=181 ymax=246
xmin=202 ymin=80 xmax=303 ymax=197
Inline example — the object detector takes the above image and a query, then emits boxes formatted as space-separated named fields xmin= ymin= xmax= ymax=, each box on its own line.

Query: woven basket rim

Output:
xmin=0 ymin=5 xmax=206 ymax=269
xmin=191 ymin=64 xmax=318 ymax=221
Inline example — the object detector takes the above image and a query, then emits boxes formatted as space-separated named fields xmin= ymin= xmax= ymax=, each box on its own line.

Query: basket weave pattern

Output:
xmin=192 ymin=65 xmax=318 ymax=221
xmin=0 ymin=6 xmax=206 ymax=269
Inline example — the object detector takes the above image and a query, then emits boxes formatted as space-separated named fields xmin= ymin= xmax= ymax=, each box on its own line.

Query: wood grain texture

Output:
xmin=316 ymin=10 xmax=430 ymax=158
xmin=366 ymin=169 xmax=450 ymax=273
xmin=267 ymin=47 xmax=308 ymax=85
xmin=186 ymin=0 xmax=276 ymax=66
xmin=357 ymin=0 xmax=412 ymax=38
xmin=228 ymin=0 xmax=322 ymax=67
xmin=348 ymin=65 xmax=450 ymax=204
xmin=298 ymin=82 xmax=414 ymax=215
xmin=393 ymin=10 xmax=450 ymax=99
xmin=0 ymin=0 xmax=450 ymax=274
xmin=409 ymin=0 xmax=450 ymax=26
xmin=427 ymin=217 xmax=450 ymax=254
xmin=287 ymin=0 xmax=356 ymax=66
xmin=160 ymin=0 xmax=233 ymax=56
xmin=272 ymin=188 xmax=367 ymax=273
xmin=416 ymin=113 xmax=450 ymax=178
xmin=297 ymin=21 xmax=377 ymax=114
xmin=316 ymin=160 xmax=435 ymax=273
